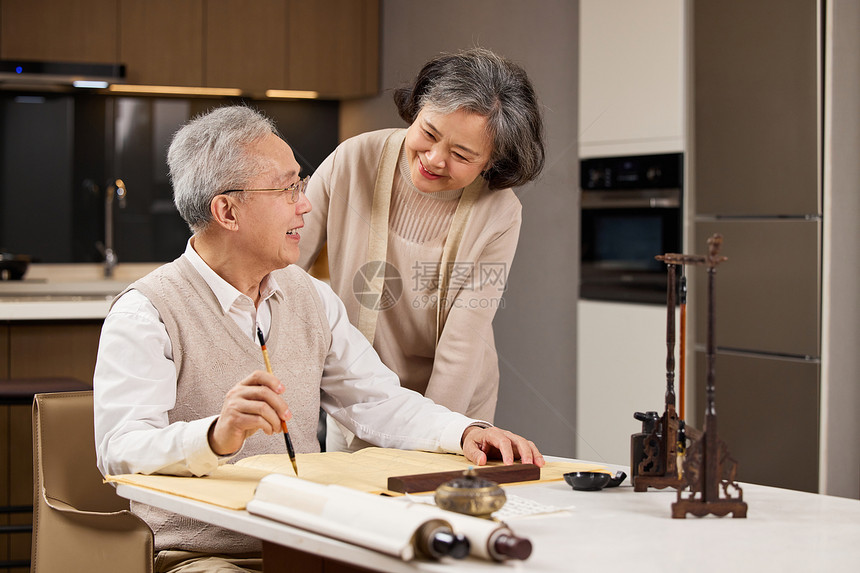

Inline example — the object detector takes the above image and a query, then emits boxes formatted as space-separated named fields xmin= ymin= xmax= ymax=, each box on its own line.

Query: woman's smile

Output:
xmin=404 ymin=107 xmax=492 ymax=193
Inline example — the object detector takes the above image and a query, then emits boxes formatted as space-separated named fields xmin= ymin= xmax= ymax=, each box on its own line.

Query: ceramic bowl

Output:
xmin=0 ymin=253 xmax=30 ymax=281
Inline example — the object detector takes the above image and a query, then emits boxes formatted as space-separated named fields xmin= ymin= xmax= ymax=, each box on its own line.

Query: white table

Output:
xmin=115 ymin=458 xmax=860 ymax=573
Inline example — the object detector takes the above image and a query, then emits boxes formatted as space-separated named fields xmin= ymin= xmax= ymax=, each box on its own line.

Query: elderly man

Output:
xmin=93 ymin=105 xmax=543 ymax=572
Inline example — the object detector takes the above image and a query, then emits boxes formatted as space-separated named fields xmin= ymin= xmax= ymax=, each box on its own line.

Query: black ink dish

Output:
xmin=564 ymin=471 xmax=627 ymax=491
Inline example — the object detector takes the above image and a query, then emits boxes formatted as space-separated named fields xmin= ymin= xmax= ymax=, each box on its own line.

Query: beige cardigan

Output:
xmin=297 ymin=129 xmax=522 ymax=422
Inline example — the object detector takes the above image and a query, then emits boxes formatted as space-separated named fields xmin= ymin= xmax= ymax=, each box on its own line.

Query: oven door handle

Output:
xmin=581 ymin=195 xmax=680 ymax=209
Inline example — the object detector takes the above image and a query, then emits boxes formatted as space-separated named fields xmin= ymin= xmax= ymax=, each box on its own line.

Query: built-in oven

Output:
xmin=579 ymin=152 xmax=683 ymax=304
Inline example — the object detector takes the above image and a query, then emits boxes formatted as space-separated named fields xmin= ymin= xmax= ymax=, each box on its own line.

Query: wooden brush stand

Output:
xmin=632 ymin=262 xmax=687 ymax=492
xmin=671 ymin=234 xmax=747 ymax=518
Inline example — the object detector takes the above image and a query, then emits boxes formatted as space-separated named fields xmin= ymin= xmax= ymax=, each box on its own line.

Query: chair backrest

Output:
xmin=32 ymin=391 xmax=153 ymax=573
xmin=34 ymin=391 xmax=127 ymax=512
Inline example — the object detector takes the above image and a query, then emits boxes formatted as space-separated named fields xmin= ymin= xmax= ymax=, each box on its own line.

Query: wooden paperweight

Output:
xmin=387 ymin=464 xmax=540 ymax=494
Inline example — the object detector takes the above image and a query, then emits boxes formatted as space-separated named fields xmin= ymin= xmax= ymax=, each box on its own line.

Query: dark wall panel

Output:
xmin=0 ymin=93 xmax=339 ymax=263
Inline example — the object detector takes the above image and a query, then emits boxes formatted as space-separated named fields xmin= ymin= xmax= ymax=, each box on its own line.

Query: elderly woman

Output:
xmin=297 ymin=47 xmax=545 ymax=451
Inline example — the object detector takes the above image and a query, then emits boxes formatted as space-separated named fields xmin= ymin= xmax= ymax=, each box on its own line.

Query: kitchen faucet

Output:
xmin=102 ymin=179 xmax=127 ymax=278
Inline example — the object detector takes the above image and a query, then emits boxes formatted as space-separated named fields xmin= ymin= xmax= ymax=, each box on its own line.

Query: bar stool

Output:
xmin=0 ymin=377 xmax=91 ymax=569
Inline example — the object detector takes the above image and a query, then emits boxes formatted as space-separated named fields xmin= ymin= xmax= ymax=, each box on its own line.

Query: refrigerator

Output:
xmin=690 ymin=0 xmax=821 ymax=492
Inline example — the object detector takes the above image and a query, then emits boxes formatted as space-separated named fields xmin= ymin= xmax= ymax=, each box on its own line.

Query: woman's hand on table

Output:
xmin=461 ymin=425 xmax=545 ymax=467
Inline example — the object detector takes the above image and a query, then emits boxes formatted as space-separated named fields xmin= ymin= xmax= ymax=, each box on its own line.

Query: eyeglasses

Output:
xmin=222 ymin=175 xmax=309 ymax=204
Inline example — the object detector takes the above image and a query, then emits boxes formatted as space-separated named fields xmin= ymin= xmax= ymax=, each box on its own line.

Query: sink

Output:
xmin=0 ymin=263 xmax=160 ymax=303
xmin=0 ymin=295 xmax=118 ymax=302
xmin=0 ymin=279 xmax=132 ymax=301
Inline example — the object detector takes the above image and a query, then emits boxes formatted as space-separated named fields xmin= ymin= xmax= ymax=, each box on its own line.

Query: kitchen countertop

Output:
xmin=0 ymin=263 xmax=161 ymax=320
xmin=0 ymin=262 xmax=330 ymax=321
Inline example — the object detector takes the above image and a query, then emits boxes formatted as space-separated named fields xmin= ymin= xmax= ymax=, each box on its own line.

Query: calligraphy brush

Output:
xmin=256 ymin=326 xmax=299 ymax=476
xmin=678 ymin=267 xmax=687 ymax=421
xmin=677 ymin=267 xmax=688 ymax=479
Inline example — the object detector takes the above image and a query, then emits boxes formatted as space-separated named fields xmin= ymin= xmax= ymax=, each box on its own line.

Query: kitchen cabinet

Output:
xmin=6 ymin=322 xmax=103 ymax=380
xmin=0 ymin=320 xmax=101 ymax=569
xmin=578 ymin=0 xmax=685 ymax=158
xmin=694 ymin=0 xmax=818 ymax=216
xmin=576 ymin=300 xmax=679 ymax=466
xmin=203 ymin=0 xmax=379 ymax=98
xmin=0 ymin=326 xmax=7 ymax=376
xmin=691 ymin=0 xmax=821 ymax=493
xmin=4 ymin=402 xmax=28 ymax=569
xmin=0 ymin=0 xmax=380 ymax=99
xmin=0 ymin=326 xmax=8 ymax=568
xmin=287 ymin=0 xmax=380 ymax=98
xmin=119 ymin=0 xmax=205 ymax=87
xmin=205 ymin=0 xmax=287 ymax=93
xmin=202 ymin=0 xmax=379 ymax=97
xmin=693 ymin=221 xmax=820 ymax=358
xmin=0 ymin=0 xmax=119 ymax=64
xmin=694 ymin=351 xmax=819 ymax=493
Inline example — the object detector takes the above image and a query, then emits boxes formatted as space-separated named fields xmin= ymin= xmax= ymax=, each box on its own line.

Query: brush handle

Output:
xmin=259 ymin=326 xmax=299 ymax=475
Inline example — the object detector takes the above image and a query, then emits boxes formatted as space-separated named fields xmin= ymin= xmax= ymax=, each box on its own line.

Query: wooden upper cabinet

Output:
xmin=119 ymin=0 xmax=204 ymax=87
xmin=287 ymin=0 xmax=379 ymax=98
xmin=0 ymin=0 xmax=380 ymax=98
xmin=0 ymin=0 xmax=119 ymax=63
xmin=693 ymin=0 xmax=819 ymax=216
xmin=205 ymin=0 xmax=286 ymax=93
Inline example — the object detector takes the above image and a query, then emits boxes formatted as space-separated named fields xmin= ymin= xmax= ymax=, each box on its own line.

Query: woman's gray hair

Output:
xmin=168 ymin=105 xmax=277 ymax=233
xmin=394 ymin=47 xmax=545 ymax=190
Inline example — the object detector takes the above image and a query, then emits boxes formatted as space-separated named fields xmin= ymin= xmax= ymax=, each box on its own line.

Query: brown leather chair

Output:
xmin=31 ymin=391 xmax=153 ymax=572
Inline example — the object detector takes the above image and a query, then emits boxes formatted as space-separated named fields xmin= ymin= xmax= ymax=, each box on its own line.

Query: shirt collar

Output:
xmin=182 ymin=239 xmax=284 ymax=314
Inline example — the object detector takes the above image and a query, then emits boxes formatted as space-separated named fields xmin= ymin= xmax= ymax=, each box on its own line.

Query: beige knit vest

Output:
xmin=124 ymin=258 xmax=330 ymax=553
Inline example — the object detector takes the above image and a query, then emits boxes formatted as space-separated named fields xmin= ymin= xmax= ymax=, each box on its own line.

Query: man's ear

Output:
xmin=210 ymin=195 xmax=240 ymax=231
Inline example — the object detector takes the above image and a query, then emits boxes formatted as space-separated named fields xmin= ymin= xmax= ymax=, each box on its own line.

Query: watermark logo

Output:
xmin=353 ymin=261 xmax=403 ymax=311
xmin=408 ymin=261 xmax=509 ymax=311
xmin=410 ymin=261 xmax=509 ymax=293
xmin=411 ymin=293 xmax=505 ymax=310
xmin=354 ymin=260 xmax=509 ymax=311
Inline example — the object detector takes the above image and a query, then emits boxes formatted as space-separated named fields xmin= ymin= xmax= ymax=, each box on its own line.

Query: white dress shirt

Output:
xmin=94 ymin=241 xmax=476 ymax=477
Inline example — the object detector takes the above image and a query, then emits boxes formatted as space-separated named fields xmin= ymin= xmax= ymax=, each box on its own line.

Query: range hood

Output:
xmin=0 ymin=60 xmax=125 ymax=89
